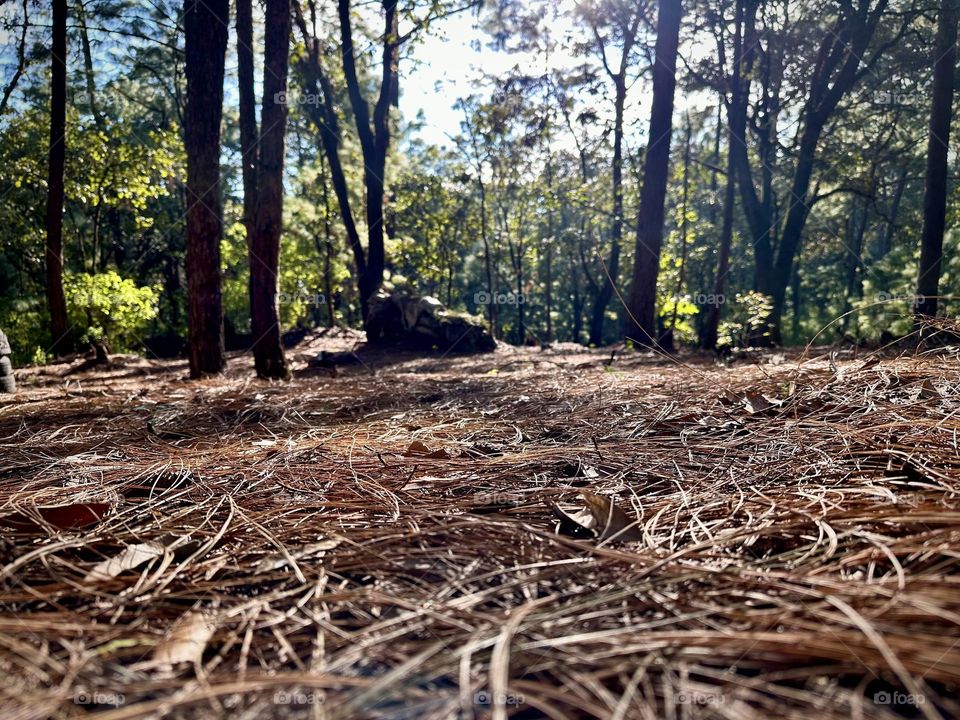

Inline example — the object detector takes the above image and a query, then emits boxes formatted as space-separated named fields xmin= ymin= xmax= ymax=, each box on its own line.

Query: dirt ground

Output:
xmin=1 ymin=335 xmax=959 ymax=719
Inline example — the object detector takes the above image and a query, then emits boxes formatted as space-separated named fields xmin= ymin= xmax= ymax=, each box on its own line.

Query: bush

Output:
xmin=64 ymin=271 xmax=159 ymax=357
xmin=718 ymin=291 xmax=774 ymax=349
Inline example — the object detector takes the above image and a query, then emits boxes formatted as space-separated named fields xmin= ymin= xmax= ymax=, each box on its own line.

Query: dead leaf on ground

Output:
xmin=148 ymin=610 xmax=218 ymax=670
xmin=84 ymin=542 xmax=166 ymax=583
xmin=403 ymin=440 xmax=450 ymax=459
xmin=549 ymin=502 xmax=598 ymax=539
xmin=551 ymin=493 xmax=642 ymax=543
xmin=0 ymin=502 xmax=113 ymax=532
xmin=580 ymin=492 xmax=643 ymax=542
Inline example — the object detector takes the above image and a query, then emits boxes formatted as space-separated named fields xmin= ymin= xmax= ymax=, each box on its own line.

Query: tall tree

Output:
xmin=236 ymin=0 xmax=258 ymax=243
xmin=581 ymin=0 xmax=643 ymax=346
xmin=45 ymin=0 xmax=69 ymax=356
xmin=247 ymin=0 xmax=292 ymax=379
xmin=0 ymin=0 xmax=30 ymax=117
xmin=915 ymin=0 xmax=959 ymax=320
xmin=624 ymin=0 xmax=682 ymax=345
xmin=700 ymin=0 xmax=744 ymax=350
xmin=336 ymin=0 xmax=397 ymax=321
xmin=732 ymin=0 xmax=907 ymax=341
xmin=182 ymin=0 xmax=228 ymax=376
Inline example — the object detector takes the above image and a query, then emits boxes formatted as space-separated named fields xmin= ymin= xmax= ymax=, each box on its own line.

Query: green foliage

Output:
xmin=0 ymin=298 xmax=50 ymax=366
xmin=718 ymin=292 xmax=775 ymax=349
xmin=64 ymin=271 xmax=159 ymax=352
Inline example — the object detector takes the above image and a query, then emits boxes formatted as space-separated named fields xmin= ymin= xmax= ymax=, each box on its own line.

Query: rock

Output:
xmin=0 ymin=329 xmax=14 ymax=394
xmin=366 ymin=292 xmax=495 ymax=353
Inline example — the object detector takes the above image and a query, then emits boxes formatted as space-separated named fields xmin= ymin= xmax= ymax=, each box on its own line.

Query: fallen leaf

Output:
xmin=151 ymin=610 xmax=217 ymax=668
xmin=580 ymin=492 xmax=643 ymax=542
xmin=919 ymin=379 xmax=939 ymax=399
xmin=0 ymin=502 xmax=113 ymax=531
xmin=84 ymin=542 xmax=165 ymax=583
xmin=742 ymin=392 xmax=775 ymax=414
xmin=403 ymin=440 xmax=449 ymax=458
xmin=404 ymin=440 xmax=430 ymax=456
xmin=549 ymin=502 xmax=597 ymax=539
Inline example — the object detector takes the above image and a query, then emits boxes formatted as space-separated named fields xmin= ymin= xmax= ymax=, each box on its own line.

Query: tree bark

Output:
xmin=701 ymin=50 xmax=739 ymax=350
xmin=0 ymin=0 xmax=30 ymax=116
xmin=45 ymin=0 xmax=69 ymax=356
xmin=588 ymin=78 xmax=626 ymax=346
xmin=183 ymin=0 xmax=228 ymax=377
xmin=916 ymin=0 xmax=959 ymax=320
xmin=585 ymin=8 xmax=641 ymax=347
xmin=337 ymin=0 xmax=398 ymax=322
xmin=665 ymin=116 xmax=692 ymax=350
xmin=733 ymin=0 xmax=892 ymax=341
xmin=624 ymin=0 xmax=683 ymax=346
xmin=248 ymin=0 xmax=291 ymax=379
xmin=236 ymin=0 xmax=258 ymax=242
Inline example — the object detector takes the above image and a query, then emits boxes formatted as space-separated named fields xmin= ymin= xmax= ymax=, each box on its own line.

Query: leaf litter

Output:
xmin=1 ymin=342 xmax=959 ymax=718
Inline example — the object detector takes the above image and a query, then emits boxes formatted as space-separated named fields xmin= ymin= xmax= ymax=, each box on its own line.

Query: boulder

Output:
xmin=366 ymin=292 xmax=495 ymax=353
xmin=0 ymin=329 xmax=14 ymax=394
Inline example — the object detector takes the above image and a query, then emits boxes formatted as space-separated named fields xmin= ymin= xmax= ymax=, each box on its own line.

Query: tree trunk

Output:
xmin=701 ymin=115 xmax=737 ymax=348
xmin=665 ymin=116 xmax=692 ymax=350
xmin=77 ymin=0 xmax=102 ymax=125
xmin=841 ymin=198 xmax=868 ymax=336
xmin=183 ymin=0 xmax=228 ymax=377
xmin=916 ymin=0 xmax=959 ymax=320
xmin=249 ymin=0 xmax=291 ymax=379
xmin=479 ymin=178 xmax=497 ymax=335
xmin=0 ymin=0 xmax=30 ymax=117
xmin=589 ymin=79 xmax=627 ymax=347
xmin=318 ymin=156 xmax=337 ymax=328
xmin=877 ymin=168 xmax=907 ymax=259
xmin=337 ymin=0 xmax=398 ymax=323
xmin=45 ymin=0 xmax=69 ymax=356
xmin=236 ymin=0 xmax=258 ymax=242
xmin=624 ymin=0 xmax=682 ymax=346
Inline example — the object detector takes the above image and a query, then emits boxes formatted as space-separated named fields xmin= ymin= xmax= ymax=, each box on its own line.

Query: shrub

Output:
xmin=64 ymin=271 xmax=159 ymax=358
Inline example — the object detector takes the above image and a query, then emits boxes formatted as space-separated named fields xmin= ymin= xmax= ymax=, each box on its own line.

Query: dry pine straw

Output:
xmin=0 ymin=341 xmax=959 ymax=720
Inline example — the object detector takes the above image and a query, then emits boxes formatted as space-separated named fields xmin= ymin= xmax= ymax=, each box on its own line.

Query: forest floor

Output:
xmin=1 ymin=332 xmax=960 ymax=719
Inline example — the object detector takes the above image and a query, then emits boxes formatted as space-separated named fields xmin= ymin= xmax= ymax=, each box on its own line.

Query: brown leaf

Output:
xmin=151 ymin=611 xmax=217 ymax=668
xmin=580 ymin=492 xmax=643 ymax=542
xmin=919 ymin=379 xmax=939 ymax=399
xmin=549 ymin=502 xmax=597 ymax=539
xmin=403 ymin=440 xmax=430 ymax=456
xmin=83 ymin=542 xmax=165 ymax=583
xmin=403 ymin=440 xmax=450 ymax=459
xmin=0 ymin=502 xmax=113 ymax=531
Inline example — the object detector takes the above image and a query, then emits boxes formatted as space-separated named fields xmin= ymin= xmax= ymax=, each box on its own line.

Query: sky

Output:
xmin=400 ymin=9 xmax=540 ymax=149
